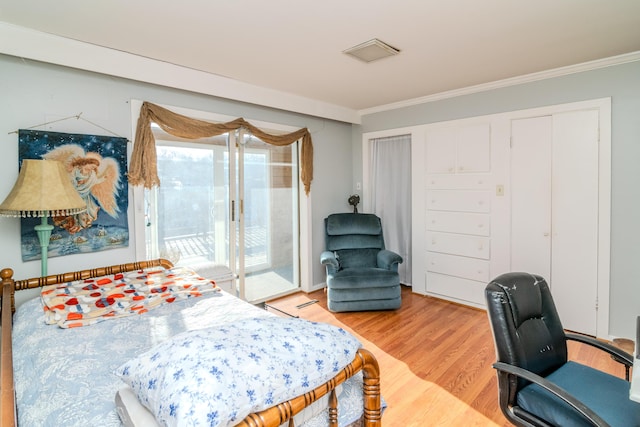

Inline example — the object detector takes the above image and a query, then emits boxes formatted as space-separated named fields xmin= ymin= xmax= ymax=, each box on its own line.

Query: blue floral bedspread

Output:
xmin=13 ymin=285 xmax=368 ymax=426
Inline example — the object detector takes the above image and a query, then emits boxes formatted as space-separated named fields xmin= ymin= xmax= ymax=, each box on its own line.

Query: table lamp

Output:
xmin=0 ymin=159 xmax=87 ymax=276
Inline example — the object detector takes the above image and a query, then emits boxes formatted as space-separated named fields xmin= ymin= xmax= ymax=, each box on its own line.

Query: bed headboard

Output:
xmin=1 ymin=258 xmax=174 ymax=313
xmin=0 ymin=258 xmax=174 ymax=427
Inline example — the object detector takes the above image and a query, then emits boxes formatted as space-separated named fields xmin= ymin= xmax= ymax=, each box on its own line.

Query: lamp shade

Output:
xmin=0 ymin=159 xmax=87 ymax=218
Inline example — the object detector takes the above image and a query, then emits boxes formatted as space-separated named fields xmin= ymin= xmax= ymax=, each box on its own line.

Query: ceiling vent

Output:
xmin=343 ymin=38 xmax=400 ymax=63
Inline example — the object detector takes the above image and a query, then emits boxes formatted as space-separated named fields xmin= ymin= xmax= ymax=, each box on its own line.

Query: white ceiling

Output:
xmin=2 ymin=1 xmax=640 ymax=114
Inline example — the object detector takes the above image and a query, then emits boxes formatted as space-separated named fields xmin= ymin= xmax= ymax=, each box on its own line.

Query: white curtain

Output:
xmin=370 ymin=135 xmax=412 ymax=285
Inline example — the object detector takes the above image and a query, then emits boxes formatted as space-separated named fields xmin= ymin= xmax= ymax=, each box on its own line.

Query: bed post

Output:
xmin=1 ymin=268 xmax=17 ymax=427
xmin=359 ymin=348 xmax=382 ymax=427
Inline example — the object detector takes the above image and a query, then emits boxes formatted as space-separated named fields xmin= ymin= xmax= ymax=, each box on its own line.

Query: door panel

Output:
xmin=551 ymin=110 xmax=599 ymax=334
xmin=240 ymin=134 xmax=300 ymax=304
xmin=147 ymin=131 xmax=300 ymax=304
xmin=510 ymin=117 xmax=552 ymax=281
xmin=150 ymin=139 xmax=230 ymax=270
xmin=457 ymin=123 xmax=491 ymax=173
xmin=425 ymin=127 xmax=457 ymax=173
xmin=510 ymin=111 xmax=599 ymax=336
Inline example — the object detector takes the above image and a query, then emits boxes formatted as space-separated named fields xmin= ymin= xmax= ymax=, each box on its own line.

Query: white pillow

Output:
xmin=115 ymin=384 xmax=345 ymax=427
xmin=115 ymin=317 xmax=361 ymax=427
xmin=115 ymin=386 xmax=161 ymax=427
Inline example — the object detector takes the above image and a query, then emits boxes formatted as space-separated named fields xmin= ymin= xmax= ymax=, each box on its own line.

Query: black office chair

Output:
xmin=485 ymin=272 xmax=640 ymax=427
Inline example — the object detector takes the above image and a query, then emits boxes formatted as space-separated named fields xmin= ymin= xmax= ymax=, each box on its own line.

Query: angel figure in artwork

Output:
xmin=44 ymin=144 xmax=121 ymax=234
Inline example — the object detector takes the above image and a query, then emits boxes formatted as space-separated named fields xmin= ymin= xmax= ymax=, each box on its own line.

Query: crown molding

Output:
xmin=0 ymin=21 xmax=361 ymax=124
xmin=359 ymin=51 xmax=640 ymax=116
xmin=3 ymin=21 xmax=638 ymax=124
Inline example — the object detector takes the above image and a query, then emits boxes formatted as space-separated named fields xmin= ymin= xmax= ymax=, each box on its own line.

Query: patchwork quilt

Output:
xmin=41 ymin=266 xmax=219 ymax=328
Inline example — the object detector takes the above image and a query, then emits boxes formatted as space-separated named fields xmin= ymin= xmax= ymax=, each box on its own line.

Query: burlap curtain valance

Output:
xmin=128 ymin=102 xmax=313 ymax=194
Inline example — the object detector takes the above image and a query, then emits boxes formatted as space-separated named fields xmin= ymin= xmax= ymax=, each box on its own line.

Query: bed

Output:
xmin=0 ymin=259 xmax=382 ymax=427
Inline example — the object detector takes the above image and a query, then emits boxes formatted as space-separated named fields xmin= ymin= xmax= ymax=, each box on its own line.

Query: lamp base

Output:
xmin=34 ymin=216 xmax=53 ymax=277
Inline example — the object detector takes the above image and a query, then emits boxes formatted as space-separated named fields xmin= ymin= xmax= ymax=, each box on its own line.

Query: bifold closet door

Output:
xmin=511 ymin=110 xmax=599 ymax=336
xmin=510 ymin=116 xmax=553 ymax=282
xmin=551 ymin=110 xmax=599 ymax=336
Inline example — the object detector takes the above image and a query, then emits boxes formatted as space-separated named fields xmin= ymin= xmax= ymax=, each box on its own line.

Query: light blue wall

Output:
xmin=4 ymin=52 xmax=638 ymax=337
xmin=0 ymin=54 xmax=353 ymax=299
xmin=359 ymin=60 xmax=640 ymax=339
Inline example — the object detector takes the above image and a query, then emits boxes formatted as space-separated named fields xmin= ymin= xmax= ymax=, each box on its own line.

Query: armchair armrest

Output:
xmin=493 ymin=362 xmax=610 ymax=427
xmin=320 ymin=251 xmax=339 ymax=273
xmin=377 ymin=250 xmax=402 ymax=271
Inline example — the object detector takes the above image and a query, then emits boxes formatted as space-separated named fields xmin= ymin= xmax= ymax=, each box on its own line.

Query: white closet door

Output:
xmin=510 ymin=111 xmax=599 ymax=336
xmin=510 ymin=116 xmax=553 ymax=281
xmin=551 ymin=110 xmax=599 ymax=335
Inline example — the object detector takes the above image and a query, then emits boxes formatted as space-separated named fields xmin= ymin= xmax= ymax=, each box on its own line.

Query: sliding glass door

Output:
xmin=236 ymin=131 xmax=300 ymax=302
xmin=145 ymin=129 xmax=300 ymax=303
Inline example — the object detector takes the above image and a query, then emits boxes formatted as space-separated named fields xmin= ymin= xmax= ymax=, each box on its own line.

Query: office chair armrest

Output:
xmin=377 ymin=250 xmax=402 ymax=270
xmin=565 ymin=332 xmax=633 ymax=367
xmin=493 ymin=362 xmax=610 ymax=427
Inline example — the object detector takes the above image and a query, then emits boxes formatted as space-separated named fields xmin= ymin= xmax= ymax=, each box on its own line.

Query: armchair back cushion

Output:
xmin=325 ymin=214 xmax=385 ymax=270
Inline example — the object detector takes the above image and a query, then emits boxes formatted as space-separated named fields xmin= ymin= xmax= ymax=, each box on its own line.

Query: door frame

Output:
xmin=365 ymin=97 xmax=611 ymax=338
xmin=506 ymin=98 xmax=611 ymax=338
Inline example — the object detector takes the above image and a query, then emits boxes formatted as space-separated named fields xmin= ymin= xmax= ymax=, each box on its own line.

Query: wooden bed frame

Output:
xmin=0 ymin=259 xmax=382 ymax=427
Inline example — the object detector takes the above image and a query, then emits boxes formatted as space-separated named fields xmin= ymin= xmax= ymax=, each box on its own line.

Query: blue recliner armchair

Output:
xmin=320 ymin=213 xmax=403 ymax=312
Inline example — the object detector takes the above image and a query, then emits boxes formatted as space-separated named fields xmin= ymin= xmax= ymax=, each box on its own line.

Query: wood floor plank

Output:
xmin=267 ymin=286 xmax=627 ymax=426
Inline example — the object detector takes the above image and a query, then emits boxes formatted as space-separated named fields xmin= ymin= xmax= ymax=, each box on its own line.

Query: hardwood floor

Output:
xmin=266 ymin=286 xmax=629 ymax=426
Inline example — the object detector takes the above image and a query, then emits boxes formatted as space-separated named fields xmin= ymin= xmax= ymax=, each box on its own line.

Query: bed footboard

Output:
xmin=239 ymin=348 xmax=381 ymax=427
xmin=1 ymin=259 xmax=383 ymax=427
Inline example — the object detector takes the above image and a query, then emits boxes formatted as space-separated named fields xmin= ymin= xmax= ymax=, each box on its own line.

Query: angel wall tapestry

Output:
xmin=18 ymin=129 xmax=129 ymax=261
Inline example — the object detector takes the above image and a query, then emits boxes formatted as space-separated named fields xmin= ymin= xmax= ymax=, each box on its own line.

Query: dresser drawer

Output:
xmin=426 ymin=211 xmax=490 ymax=236
xmin=426 ymin=272 xmax=485 ymax=306
xmin=425 ymin=174 xmax=491 ymax=190
xmin=426 ymin=231 xmax=490 ymax=259
xmin=426 ymin=190 xmax=490 ymax=213
xmin=426 ymin=252 xmax=490 ymax=282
